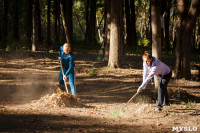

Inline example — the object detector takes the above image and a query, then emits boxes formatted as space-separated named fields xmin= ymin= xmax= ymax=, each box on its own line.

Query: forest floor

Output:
xmin=0 ymin=50 xmax=200 ymax=133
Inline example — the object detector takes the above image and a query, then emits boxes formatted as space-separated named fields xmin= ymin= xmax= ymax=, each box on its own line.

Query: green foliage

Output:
xmin=170 ymin=41 xmax=173 ymax=48
xmin=138 ymin=38 xmax=150 ymax=47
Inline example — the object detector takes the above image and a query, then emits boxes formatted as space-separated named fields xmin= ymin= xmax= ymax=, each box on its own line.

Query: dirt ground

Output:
xmin=0 ymin=50 xmax=200 ymax=133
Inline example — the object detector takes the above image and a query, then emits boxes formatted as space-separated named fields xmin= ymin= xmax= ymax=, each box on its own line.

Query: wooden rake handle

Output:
xmin=121 ymin=91 xmax=140 ymax=110
xmin=60 ymin=59 xmax=69 ymax=94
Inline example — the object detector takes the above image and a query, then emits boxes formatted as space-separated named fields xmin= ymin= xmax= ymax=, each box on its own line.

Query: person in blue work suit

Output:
xmin=58 ymin=43 xmax=76 ymax=97
xmin=137 ymin=51 xmax=172 ymax=111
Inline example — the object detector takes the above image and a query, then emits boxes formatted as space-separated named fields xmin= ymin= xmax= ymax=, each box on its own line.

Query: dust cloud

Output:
xmin=0 ymin=51 xmax=60 ymax=104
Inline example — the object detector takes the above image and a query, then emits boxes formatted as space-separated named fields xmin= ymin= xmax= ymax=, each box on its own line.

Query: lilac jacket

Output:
xmin=139 ymin=57 xmax=170 ymax=89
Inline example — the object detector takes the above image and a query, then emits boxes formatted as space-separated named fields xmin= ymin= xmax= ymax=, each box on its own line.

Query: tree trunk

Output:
xmin=63 ymin=0 xmax=73 ymax=45
xmin=160 ymin=1 xmax=166 ymax=48
xmin=36 ymin=0 xmax=42 ymax=43
xmin=60 ymin=0 xmax=71 ymax=44
xmin=149 ymin=0 xmax=152 ymax=45
xmin=54 ymin=0 xmax=58 ymax=43
xmin=143 ymin=0 xmax=148 ymax=39
xmin=1 ymin=0 xmax=8 ymax=49
xmin=151 ymin=0 xmax=162 ymax=89
xmin=103 ymin=1 xmax=107 ymax=36
xmin=13 ymin=0 xmax=19 ymax=41
xmin=85 ymin=0 xmax=89 ymax=44
xmin=96 ymin=15 xmax=102 ymax=42
xmin=193 ymin=24 xmax=196 ymax=49
xmin=58 ymin=0 xmax=61 ymax=43
xmin=27 ymin=0 xmax=33 ymax=49
xmin=172 ymin=2 xmax=176 ymax=49
xmin=164 ymin=0 xmax=172 ymax=50
xmin=0 ymin=15 xmax=1 ymax=43
xmin=125 ymin=0 xmax=131 ymax=48
xmin=32 ymin=0 xmax=36 ymax=51
xmin=175 ymin=0 xmax=200 ymax=79
xmin=85 ymin=0 xmax=97 ymax=45
xmin=105 ymin=0 xmax=111 ymax=62
xmin=47 ymin=0 xmax=51 ymax=48
xmin=108 ymin=0 xmax=123 ymax=68
xmin=130 ymin=0 xmax=137 ymax=47
xmin=198 ymin=17 xmax=200 ymax=51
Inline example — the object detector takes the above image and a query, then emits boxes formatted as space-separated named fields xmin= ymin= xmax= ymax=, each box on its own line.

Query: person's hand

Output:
xmin=58 ymin=57 xmax=61 ymax=60
xmin=63 ymin=75 xmax=67 ymax=81
xmin=137 ymin=87 xmax=142 ymax=93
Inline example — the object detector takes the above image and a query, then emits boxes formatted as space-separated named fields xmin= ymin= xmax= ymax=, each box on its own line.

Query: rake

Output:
xmin=59 ymin=59 xmax=69 ymax=94
xmin=106 ymin=91 xmax=140 ymax=118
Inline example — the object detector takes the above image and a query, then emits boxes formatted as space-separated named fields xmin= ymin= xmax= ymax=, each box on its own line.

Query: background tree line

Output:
xmin=0 ymin=0 xmax=199 ymax=80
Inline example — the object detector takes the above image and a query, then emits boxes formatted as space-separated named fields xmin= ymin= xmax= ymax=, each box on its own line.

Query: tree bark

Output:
xmin=1 ymin=0 xmax=8 ymax=49
xmin=58 ymin=0 xmax=61 ymax=43
xmin=32 ymin=0 xmax=36 ymax=51
xmin=130 ymin=0 xmax=137 ymax=47
xmin=63 ymin=0 xmax=73 ymax=45
xmin=35 ymin=0 xmax=42 ymax=42
xmin=172 ymin=1 xmax=176 ymax=49
xmin=175 ymin=0 xmax=200 ymax=79
xmin=85 ymin=0 xmax=89 ymax=44
xmin=164 ymin=0 xmax=172 ymax=50
xmin=27 ymin=0 xmax=33 ymax=49
xmin=54 ymin=0 xmax=59 ymax=43
xmin=47 ymin=0 xmax=51 ymax=48
xmin=13 ymin=0 xmax=19 ymax=41
xmin=60 ymin=0 xmax=71 ymax=44
xmin=0 ymin=14 xmax=1 ymax=43
xmin=151 ymin=0 xmax=162 ymax=89
xmin=85 ymin=0 xmax=97 ymax=45
xmin=105 ymin=0 xmax=111 ymax=62
xmin=198 ymin=17 xmax=200 ymax=51
xmin=149 ymin=0 xmax=152 ymax=45
xmin=125 ymin=0 xmax=131 ymax=48
xmin=108 ymin=0 xmax=123 ymax=68
xmin=125 ymin=0 xmax=137 ymax=48
xmin=36 ymin=0 xmax=42 ymax=42
xmin=143 ymin=0 xmax=148 ymax=39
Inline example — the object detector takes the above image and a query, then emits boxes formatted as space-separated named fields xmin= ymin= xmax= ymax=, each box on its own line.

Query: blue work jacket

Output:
xmin=59 ymin=46 xmax=75 ymax=76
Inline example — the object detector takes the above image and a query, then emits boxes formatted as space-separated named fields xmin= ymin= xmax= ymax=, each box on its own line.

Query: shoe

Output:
xmin=157 ymin=108 xmax=162 ymax=111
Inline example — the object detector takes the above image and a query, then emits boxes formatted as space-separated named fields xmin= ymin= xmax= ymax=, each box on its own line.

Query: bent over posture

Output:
xmin=58 ymin=43 xmax=76 ymax=97
xmin=137 ymin=51 xmax=172 ymax=111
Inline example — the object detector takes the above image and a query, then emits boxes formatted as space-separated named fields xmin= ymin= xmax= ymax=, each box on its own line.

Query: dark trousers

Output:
xmin=157 ymin=71 xmax=172 ymax=109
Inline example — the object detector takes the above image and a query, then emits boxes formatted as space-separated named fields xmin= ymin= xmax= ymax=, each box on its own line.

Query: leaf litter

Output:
xmin=30 ymin=88 xmax=80 ymax=108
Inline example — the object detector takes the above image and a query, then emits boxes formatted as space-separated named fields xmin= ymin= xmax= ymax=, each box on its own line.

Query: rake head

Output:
xmin=106 ymin=108 xmax=126 ymax=118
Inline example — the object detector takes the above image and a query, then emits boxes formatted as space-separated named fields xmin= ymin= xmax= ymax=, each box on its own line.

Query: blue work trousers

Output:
xmin=59 ymin=68 xmax=76 ymax=95
xmin=157 ymin=71 xmax=172 ymax=109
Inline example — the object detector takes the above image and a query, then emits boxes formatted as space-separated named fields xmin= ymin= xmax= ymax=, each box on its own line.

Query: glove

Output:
xmin=58 ymin=57 xmax=61 ymax=60
xmin=63 ymin=75 xmax=67 ymax=81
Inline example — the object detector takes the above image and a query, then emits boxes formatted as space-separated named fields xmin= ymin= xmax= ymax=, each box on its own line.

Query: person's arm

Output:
xmin=143 ymin=62 xmax=148 ymax=82
xmin=139 ymin=65 xmax=157 ymax=89
xmin=65 ymin=55 xmax=74 ymax=76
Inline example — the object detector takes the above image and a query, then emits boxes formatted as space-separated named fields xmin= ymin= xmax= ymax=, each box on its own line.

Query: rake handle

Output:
xmin=60 ymin=59 xmax=69 ymax=94
xmin=121 ymin=91 xmax=140 ymax=109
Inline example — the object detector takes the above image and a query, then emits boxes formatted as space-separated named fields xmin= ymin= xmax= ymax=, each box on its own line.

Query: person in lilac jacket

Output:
xmin=137 ymin=51 xmax=172 ymax=111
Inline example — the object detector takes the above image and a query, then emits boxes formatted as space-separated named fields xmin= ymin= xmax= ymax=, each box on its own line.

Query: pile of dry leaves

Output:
xmin=30 ymin=89 xmax=79 ymax=108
